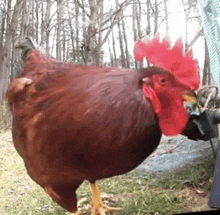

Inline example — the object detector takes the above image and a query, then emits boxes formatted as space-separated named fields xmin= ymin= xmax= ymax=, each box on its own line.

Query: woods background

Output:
xmin=0 ymin=0 xmax=211 ymax=112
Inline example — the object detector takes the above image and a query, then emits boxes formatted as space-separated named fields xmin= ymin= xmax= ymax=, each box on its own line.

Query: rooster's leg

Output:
xmin=90 ymin=182 xmax=121 ymax=215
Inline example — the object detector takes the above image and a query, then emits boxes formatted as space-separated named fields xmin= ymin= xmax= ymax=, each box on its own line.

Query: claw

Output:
xmin=91 ymin=204 xmax=121 ymax=215
xmin=90 ymin=182 xmax=121 ymax=215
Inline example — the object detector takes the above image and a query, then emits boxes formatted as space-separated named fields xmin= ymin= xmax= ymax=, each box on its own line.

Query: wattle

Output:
xmin=143 ymin=85 xmax=188 ymax=136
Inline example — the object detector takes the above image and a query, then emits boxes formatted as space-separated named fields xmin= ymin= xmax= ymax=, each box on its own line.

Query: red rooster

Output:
xmin=6 ymin=36 xmax=199 ymax=215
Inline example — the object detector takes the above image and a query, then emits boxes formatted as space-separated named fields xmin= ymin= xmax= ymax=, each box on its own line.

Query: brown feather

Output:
xmin=7 ymin=53 xmax=163 ymax=211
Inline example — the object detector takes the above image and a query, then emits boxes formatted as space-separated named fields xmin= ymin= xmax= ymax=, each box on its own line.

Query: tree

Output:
xmin=0 ymin=0 xmax=23 ymax=102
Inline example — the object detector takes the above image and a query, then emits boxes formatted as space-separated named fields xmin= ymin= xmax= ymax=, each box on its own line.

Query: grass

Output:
xmin=0 ymin=130 xmax=217 ymax=215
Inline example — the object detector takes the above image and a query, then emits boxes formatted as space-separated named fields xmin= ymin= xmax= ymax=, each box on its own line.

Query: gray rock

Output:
xmin=136 ymin=135 xmax=217 ymax=174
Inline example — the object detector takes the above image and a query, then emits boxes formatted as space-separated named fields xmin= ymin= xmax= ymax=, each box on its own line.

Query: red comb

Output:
xmin=134 ymin=36 xmax=200 ymax=90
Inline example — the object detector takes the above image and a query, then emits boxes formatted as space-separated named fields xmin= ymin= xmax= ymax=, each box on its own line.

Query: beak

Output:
xmin=182 ymin=90 xmax=197 ymax=104
xmin=142 ymin=77 xmax=152 ymax=86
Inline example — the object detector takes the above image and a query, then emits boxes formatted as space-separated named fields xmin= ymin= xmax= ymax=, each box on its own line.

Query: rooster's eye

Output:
xmin=160 ymin=78 xmax=166 ymax=84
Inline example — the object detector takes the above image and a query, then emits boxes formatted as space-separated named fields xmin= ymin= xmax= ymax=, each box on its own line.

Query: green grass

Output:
xmin=152 ymin=153 xmax=215 ymax=190
xmin=0 ymin=130 xmax=216 ymax=215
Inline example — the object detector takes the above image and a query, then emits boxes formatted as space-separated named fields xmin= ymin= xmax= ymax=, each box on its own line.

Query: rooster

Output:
xmin=6 ymin=36 xmax=200 ymax=215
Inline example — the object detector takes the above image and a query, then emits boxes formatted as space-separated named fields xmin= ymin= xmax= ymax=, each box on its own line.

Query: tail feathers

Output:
xmin=16 ymin=38 xmax=35 ymax=60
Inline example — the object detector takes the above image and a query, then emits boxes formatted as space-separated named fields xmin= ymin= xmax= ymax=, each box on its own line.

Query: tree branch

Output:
xmin=74 ymin=0 xmax=90 ymax=18
xmin=186 ymin=29 xmax=204 ymax=50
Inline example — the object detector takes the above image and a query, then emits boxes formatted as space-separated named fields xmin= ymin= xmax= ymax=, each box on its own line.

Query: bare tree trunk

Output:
xmin=84 ymin=0 xmax=95 ymax=63
xmin=51 ymin=26 xmax=56 ymax=55
xmin=108 ymin=38 xmax=114 ymax=67
xmin=146 ymin=0 xmax=151 ymax=35
xmin=203 ymin=39 xmax=210 ymax=85
xmin=84 ymin=0 xmax=102 ymax=64
xmin=56 ymin=0 xmax=62 ymax=60
xmin=30 ymin=0 xmax=34 ymax=37
xmin=181 ymin=0 xmax=188 ymax=50
xmin=133 ymin=0 xmax=138 ymax=69
xmin=115 ymin=0 xmax=125 ymax=67
xmin=154 ymin=0 xmax=158 ymax=34
xmin=63 ymin=25 xmax=66 ymax=61
xmin=10 ymin=41 xmax=16 ymax=81
xmin=40 ymin=0 xmax=45 ymax=46
xmin=67 ymin=13 xmax=75 ymax=62
xmin=36 ymin=0 xmax=39 ymax=43
xmin=136 ymin=0 xmax=142 ymax=39
xmin=66 ymin=1 xmax=75 ymax=62
xmin=66 ymin=39 xmax=69 ymax=61
xmin=97 ymin=0 xmax=104 ymax=65
xmin=82 ymin=0 xmax=86 ymax=63
xmin=111 ymin=30 xmax=117 ymax=67
xmin=74 ymin=0 xmax=80 ymax=62
xmin=132 ymin=0 xmax=137 ymax=41
xmin=20 ymin=0 xmax=27 ymax=38
xmin=118 ymin=19 xmax=125 ymax=67
xmin=164 ymin=0 xmax=169 ymax=35
xmin=6 ymin=0 xmax=12 ymax=31
xmin=121 ymin=13 xmax=130 ymax=68
xmin=45 ymin=0 xmax=51 ymax=54
xmin=0 ymin=0 xmax=6 ymax=66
